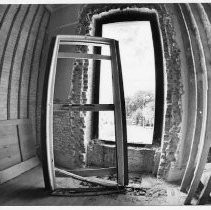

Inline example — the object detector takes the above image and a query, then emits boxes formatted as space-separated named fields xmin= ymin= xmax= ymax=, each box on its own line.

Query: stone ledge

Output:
xmin=86 ymin=139 xmax=160 ymax=174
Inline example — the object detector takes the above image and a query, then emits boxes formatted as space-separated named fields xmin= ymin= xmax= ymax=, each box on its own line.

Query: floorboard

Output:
xmin=0 ymin=166 xmax=140 ymax=206
xmin=0 ymin=166 xmax=199 ymax=206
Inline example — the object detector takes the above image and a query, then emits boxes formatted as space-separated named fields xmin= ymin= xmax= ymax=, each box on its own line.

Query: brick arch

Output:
xmin=76 ymin=4 xmax=183 ymax=179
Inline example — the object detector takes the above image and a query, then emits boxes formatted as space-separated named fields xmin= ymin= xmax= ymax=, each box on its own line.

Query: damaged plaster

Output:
xmin=77 ymin=4 xmax=183 ymax=179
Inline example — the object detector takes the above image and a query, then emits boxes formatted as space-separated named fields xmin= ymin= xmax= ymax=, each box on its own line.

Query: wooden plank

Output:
xmin=0 ymin=143 xmax=20 ymax=159
xmin=0 ymin=5 xmax=20 ymax=80
xmin=0 ymin=125 xmax=21 ymax=170
xmin=0 ymin=146 xmax=10 ymax=159
xmin=17 ymin=5 xmax=39 ymax=119
xmin=7 ymin=5 xmax=32 ymax=119
xmin=51 ymin=187 xmax=125 ymax=197
xmin=55 ymin=168 xmax=118 ymax=187
xmin=0 ymin=156 xmax=39 ymax=184
xmin=61 ymin=104 xmax=114 ymax=111
xmin=18 ymin=6 xmax=44 ymax=119
xmin=0 ymin=144 xmax=22 ymax=170
xmin=179 ymin=3 xmax=202 ymax=193
xmin=194 ymin=4 xmax=211 ymax=204
xmin=184 ymin=4 xmax=209 ymax=205
xmin=57 ymin=167 xmax=116 ymax=177
xmin=58 ymin=35 xmax=112 ymax=45
xmin=52 ymin=186 xmax=123 ymax=192
xmin=0 ymin=5 xmax=28 ymax=120
xmin=59 ymin=41 xmax=105 ymax=47
xmin=0 ymin=119 xmax=30 ymax=126
xmin=0 ymin=125 xmax=19 ymax=145
xmin=27 ymin=9 xmax=46 ymax=119
xmin=45 ymin=36 xmax=60 ymax=191
xmin=0 ymin=5 xmax=8 ymax=23
xmin=197 ymin=175 xmax=211 ymax=204
xmin=175 ymin=4 xmax=197 ymax=170
xmin=28 ymin=11 xmax=50 ymax=147
xmin=17 ymin=122 xmax=36 ymax=161
xmin=58 ymin=52 xmax=111 ymax=60
xmin=110 ymin=39 xmax=128 ymax=186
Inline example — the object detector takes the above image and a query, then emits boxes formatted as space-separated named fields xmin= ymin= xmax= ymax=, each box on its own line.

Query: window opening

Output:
xmin=99 ymin=21 xmax=155 ymax=144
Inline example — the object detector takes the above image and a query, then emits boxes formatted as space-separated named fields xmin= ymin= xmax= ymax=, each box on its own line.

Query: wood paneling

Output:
xmin=0 ymin=5 xmax=19 ymax=80
xmin=17 ymin=6 xmax=40 ymax=119
xmin=0 ymin=5 xmax=27 ymax=120
xmin=18 ymin=122 xmax=36 ymax=161
xmin=35 ymin=31 xmax=50 ymax=152
xmin=28 ymin=11 xmax=50 ymax=144
xmin=0 ymin=156 xmax=39 ymax=184
xmin=8 ymin=5 xmax=38 ymax=119
xmin=0 ymin=5 xmax=8 ymax=25
xmin=0 ymin=119 xmax=35 ymax=170
xmin=0 ymin=125 xmax=21 ymax=170
xmin=19 ymin=6 xmax=44 ymax=119
xmin=0 ymin=4 xmax=50 ymax=178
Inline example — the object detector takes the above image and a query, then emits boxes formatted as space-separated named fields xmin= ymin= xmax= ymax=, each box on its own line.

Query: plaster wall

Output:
xmin=162 ymin=4 xmax=189 ymax=181
xmin=42 ymin=5 xmax=86 ymax=169
xmin=78 ymin=4 xmax=184 ymax=180
xmin=48 ymin=4 xmax=83 ymax=101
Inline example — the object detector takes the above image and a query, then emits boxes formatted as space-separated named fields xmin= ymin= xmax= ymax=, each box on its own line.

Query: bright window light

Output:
xmin=99 ymin=21 xmax=155 ymax=144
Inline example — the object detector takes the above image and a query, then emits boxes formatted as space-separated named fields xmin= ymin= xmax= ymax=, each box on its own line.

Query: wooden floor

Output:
xmin=0 ymin=165 xmax=146 ymax=206
xmin=2 ymin=165 xmax=209 ymax=206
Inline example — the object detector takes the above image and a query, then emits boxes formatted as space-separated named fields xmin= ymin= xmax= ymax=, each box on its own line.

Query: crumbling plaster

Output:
xmin=44 ymin=5 xmax=87 ymax=169
xmin=77 ymin=4 xmax=184 ymax=180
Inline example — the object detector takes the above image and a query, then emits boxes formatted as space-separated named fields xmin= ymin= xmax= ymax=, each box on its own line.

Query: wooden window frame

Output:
xmin=41 ymin=35 xmax=128 ymax=191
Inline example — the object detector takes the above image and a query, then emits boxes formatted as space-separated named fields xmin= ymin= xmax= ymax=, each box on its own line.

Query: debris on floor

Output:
xmin=55 ymin=172 xmax=187 ymax=205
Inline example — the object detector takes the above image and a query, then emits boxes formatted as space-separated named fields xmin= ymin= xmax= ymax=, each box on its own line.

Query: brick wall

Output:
xmin=53 ymin=109 xmax=85 ymax=169
xmin=52 ymin=55 xmax=88 ymax=169
xmin=77 ymin=4 xmax=184 ymax=179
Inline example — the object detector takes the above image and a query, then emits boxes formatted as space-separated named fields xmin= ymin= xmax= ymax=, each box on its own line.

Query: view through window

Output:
xmin=99 ymin=21 xmax=155 ymax=144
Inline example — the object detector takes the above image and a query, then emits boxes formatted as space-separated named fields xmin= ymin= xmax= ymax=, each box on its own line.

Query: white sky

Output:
xmin=100 ymin=21 xmax=155 ymax=103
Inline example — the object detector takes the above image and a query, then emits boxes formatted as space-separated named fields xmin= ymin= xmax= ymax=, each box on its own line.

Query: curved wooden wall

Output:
xmin=0 ymin=4 xmax=50 ymax=172
xmin=177 ymin=3 xmax=211 ymax=204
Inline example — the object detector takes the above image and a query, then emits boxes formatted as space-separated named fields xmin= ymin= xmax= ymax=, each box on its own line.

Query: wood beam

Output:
xmin=55 ymin=168 xmax=118 ymax=187
xmin=58 ymin=52 xmax=111 ymax=60
xmin=56 ymin=167 xmax=116 ymax=177
xmin=0 ymin=156 xmax=39 ymax=184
